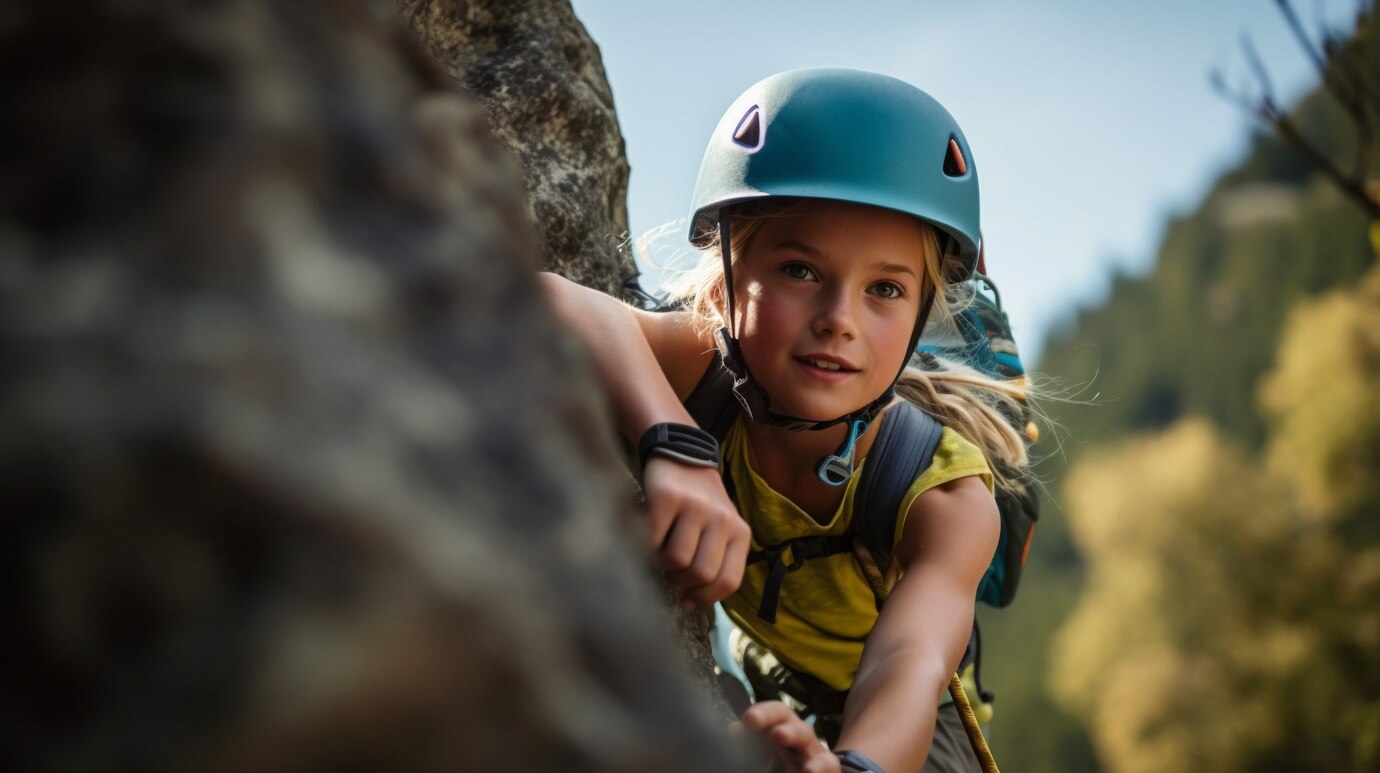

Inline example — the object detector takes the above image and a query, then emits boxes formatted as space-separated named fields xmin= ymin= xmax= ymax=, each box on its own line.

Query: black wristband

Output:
xmin=835 ymin=749 xmax=888 ymax=773
xmin=637 ymin=423 xmax=720 ymax=471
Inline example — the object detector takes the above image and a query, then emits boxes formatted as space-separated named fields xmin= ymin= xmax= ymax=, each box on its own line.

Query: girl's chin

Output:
xmin=767 ymin=395 xmax=874 ymax=424
xmin=749 ymin=368 xmax=888 ymax=421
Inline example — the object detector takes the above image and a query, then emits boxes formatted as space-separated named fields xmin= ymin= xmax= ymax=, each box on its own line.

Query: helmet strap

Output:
xmin=720 ymin=210 xmax=738 ymax=342
xmin=908 ymin=285 xmax=937 ymax=364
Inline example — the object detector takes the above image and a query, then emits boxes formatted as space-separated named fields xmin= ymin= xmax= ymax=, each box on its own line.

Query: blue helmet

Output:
xmin=688 ymin=67 xmax=980 ymax=278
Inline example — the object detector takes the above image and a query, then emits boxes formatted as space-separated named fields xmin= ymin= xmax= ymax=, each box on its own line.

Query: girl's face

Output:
xmin=731 ymin=200 xmax=931 ymax=422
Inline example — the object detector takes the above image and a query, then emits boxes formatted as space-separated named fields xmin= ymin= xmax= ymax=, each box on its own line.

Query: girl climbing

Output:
xmin=541 ymin=68 xmax=1030 ymax=773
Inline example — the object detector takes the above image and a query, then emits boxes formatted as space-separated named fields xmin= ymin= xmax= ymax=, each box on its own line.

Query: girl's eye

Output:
xmin=782 ymin=262 xmax=816 ymax=281
xmin=870 ymin=281 xmax=904 ymax=299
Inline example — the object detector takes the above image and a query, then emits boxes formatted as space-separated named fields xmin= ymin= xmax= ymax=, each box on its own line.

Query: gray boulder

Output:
xmin=0 ymin=1 xmax=743 ymax=770
xmin=400 ymin=0 xmax=634 ymax=297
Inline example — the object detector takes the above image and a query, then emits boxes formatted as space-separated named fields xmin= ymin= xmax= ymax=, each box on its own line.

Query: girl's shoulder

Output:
xmin=917 ymin=427 xmax=994 ymax=495
xmin=630 ymin=307 xmax=717 ymax=400
xmin=890 ymin=425 xmax=994 ymax=552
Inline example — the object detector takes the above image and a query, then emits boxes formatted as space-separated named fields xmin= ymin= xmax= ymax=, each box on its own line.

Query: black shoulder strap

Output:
xmin=853 ymin=401 xmax=944 ymax=576
xmin=683 ymin=351 xmax=739 ymax=443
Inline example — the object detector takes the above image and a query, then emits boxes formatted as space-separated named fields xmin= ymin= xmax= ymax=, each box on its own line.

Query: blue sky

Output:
xmin=569 ymin=0 xmax=1357 ymax=360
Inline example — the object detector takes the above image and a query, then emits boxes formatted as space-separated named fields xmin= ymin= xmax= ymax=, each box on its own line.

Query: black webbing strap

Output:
xmin=747 ymin=534 xmax=854 ymax=623
xmin=852 ymin=400 xmax=943 ymax=578
xmin=636 ymin=422 xmax=719 ymax=470
xmin=965 ymin=618 xmax=991 ymax=702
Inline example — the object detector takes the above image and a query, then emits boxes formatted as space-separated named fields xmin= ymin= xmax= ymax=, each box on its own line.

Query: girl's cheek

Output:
xmin=879 ymin=328 xmax=913 ymax=366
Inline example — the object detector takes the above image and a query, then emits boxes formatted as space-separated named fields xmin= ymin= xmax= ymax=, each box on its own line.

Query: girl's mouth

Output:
xmin=795 ymin=355 xmax=859 ymax=380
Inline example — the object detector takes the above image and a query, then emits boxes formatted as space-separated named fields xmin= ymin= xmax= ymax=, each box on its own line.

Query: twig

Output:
xmin=1216 ymin=0 xmax=1380 ymax=221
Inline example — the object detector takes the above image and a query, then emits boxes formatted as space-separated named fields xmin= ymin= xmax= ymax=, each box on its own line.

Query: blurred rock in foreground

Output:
xmin=0 ymin=1 xmax=743 ymax=771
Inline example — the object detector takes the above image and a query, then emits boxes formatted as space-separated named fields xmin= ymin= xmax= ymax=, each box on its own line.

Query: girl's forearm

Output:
xmin=837 ymin=649 xmax=951 ymax=772
xmin=847 ymin=479 xmax=997 ymax=771
xmin=539 ymin=273 xmax=750 ymax=608
xmin=538 ymin=272 xmax=696 ymax=443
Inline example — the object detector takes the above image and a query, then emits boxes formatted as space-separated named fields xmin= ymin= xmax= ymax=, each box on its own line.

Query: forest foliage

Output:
xmin=984 ymin=5 xmax=1380 ymax=771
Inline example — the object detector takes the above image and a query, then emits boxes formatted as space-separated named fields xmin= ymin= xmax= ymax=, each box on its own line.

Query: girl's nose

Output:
xmin=813 ymin=289 xmax=857 ymax=339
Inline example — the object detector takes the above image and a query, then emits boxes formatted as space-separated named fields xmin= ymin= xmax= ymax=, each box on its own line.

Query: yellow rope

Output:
xmin=852 ymin=540 xmax=884 ymax=591
xmin=948 ymin=672 xmax=999 ymax=773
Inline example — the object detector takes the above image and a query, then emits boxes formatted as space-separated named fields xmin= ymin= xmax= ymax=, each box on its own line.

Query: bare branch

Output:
xmin=1216 ymin=0 xmax=1380 ymax=222
xmin=1278 ymin=0 xmax=1374 ymax=127
xmin=1275 ymin=0 xmax=1331 ymax=80
xmin=1241 ymin=36 xmax=1283 ymax=121
xmin=1275 ymin=112 xmax=1380 ymax=219
xmin=1210 ymin=69 xmax=1258 ymax=115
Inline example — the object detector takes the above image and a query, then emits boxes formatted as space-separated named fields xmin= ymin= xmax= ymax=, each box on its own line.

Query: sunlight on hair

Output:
xmin=628 ymin=217 xmax=695 ymax=307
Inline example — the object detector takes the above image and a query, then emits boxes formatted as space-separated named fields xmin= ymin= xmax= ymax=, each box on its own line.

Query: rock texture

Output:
xmin=399 ymin=0 xmax=735 ymax=724
xmin=0 ymin=1 xmax=742 ymax=770
xmin=399 ymin=0 xmax=634 ymax=297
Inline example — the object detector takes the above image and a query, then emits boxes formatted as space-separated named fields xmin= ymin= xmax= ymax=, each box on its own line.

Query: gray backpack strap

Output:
xmin=853 ymin=401 xmax=943 ymax=583
xmin=683 ymin=351 xmax=739 ymax=444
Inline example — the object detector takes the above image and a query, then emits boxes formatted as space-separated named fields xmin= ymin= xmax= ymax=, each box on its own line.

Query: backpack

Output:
xmin=916 ymin=271 xmax=1041 ymax=609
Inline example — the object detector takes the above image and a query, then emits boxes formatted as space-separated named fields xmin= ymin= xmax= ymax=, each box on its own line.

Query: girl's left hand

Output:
xmin=740 ymin=701 xmax=841 ymax=773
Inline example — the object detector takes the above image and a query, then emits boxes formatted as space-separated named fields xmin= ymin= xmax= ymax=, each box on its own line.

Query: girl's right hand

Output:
xmin=641 ymin=456 xmax=751 ymax=607
xmin=740 ymin=701 xmax=841 ymax=773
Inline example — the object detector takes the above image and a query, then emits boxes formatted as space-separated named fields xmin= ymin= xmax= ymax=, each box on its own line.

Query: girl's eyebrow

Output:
xmin=772 ymin=239 xmax=824 ymax=259
xmin=772 ymin=240 xmax=918 ymax=280
xmin=872 ymin=262 xmax=919 ymax=279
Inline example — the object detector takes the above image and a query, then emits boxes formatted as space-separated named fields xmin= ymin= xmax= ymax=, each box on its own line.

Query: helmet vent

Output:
xmin=943 ymin=137 xmax=968 ymax=177
xmin=732 ymin=106 xmax=763 ymax=150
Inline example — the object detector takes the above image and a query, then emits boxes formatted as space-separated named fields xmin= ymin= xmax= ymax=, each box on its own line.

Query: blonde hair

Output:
xmin=662 ymin=199 xmax=1033 ymax=489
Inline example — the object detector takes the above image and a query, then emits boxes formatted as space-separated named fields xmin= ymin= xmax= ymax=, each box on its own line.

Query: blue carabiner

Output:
xmin=817 ymin=419 xmax=868 ymax=487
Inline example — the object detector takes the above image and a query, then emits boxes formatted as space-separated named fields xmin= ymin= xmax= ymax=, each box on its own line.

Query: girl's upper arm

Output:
xmin=893 ymin=475 xmax=999 ymax=586
xmin=868 ymin=476 xmax=998 ymax=659
xmin=632 ymin=308 xmax=716 ymax=401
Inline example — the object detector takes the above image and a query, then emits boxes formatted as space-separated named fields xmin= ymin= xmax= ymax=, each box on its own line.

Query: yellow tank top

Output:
xmin=720 ymin=413 xmax=993 ymax=692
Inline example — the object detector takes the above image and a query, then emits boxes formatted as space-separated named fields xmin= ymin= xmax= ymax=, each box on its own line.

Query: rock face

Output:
xmin=0 ymin=1 xmax=741 ymax=771
xmin=399 ymin=0 xmax=735 ymax=723
xmin=399 ymin=0 xmax=634 ymax=297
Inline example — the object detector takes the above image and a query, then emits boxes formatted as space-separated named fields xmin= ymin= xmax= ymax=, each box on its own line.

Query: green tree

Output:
xmin=1050 ymin=265 xmax=1380 ymax=772
xmin=1258 ymin=263 xmax=1380 ymax=769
